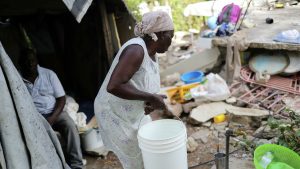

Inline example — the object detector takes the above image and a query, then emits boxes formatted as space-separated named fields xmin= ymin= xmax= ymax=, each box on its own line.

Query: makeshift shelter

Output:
xmin=0 ymin=0 xmax=136 ymax=103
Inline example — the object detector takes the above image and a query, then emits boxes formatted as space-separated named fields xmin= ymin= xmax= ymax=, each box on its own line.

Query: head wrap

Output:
xmin=134 ymin=11 xmax=174 ymax=41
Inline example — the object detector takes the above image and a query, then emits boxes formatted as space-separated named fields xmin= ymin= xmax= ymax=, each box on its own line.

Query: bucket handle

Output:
xmin=138 ymin=113 xmax=187 ymax=141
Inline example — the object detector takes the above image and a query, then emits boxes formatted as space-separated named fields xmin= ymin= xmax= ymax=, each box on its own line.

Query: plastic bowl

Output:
xmin=181 ymin=71 xmax=204 ymax=84
xmin=254 ymin=144 xmax=300 ymax=169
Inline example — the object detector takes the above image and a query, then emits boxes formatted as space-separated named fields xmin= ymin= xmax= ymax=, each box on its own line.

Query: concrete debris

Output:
xmin=256 ymin=139 xmax=273 ymax=145
xmin=202 ymin=121 xmax=212 ymax=127
xmin=226 ymin=97 xmax=237 ymax=104
xmin=161 ymin=72 xmax=181 ymax=87
xmin=187 ymin=117 xmax=201 ymax=125
xmin=160 ymin=48 xmax=220 ymax=78
xmin=187 ymin=137 xmax=199 ymax=153
xmin=191 ymin=129 xmax=210 ymax=143
xmin=227 ymin=107 xmax=269 ymax=128
xmin=226 ymin=106 xmax=269 ymax=117
xmin=254 ymin=125 xmax=279 ymax=139
xmin=283 ymin=96 xmax=300 ymax=115
xmin=212 ymin=122 xmax=228 ymax=132
xmin=190 ymin=101 xmax=269 ymax=125
xmin=190 ymin=102 xmax=232 ymax=123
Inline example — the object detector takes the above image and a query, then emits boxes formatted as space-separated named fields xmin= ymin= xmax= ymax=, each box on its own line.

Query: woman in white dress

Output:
xmin=94 ymin=11 xmax=174 ymax=169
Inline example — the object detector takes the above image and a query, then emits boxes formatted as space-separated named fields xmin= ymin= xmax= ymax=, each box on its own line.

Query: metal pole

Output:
xmin=225 ymin=130 xmax=233 ymax=169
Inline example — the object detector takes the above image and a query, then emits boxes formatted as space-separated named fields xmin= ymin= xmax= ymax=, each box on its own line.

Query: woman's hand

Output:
xmin=145 ymin=94 xmax=167 ymax=114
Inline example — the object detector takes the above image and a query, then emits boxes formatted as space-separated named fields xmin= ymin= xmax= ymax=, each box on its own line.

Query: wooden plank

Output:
xmin=99 ymin=1 xmax=114 ymax=64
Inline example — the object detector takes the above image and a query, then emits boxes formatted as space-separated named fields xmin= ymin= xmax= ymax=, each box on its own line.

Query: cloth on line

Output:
xmin=225 ymin=30 xmax=249 ymax=84
xmin=61 ymin=0 xmax=93 ymax=23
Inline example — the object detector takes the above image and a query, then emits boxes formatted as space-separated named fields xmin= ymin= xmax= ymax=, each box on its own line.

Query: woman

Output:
xmin=94 ymin=11 xmax=174 ymax=169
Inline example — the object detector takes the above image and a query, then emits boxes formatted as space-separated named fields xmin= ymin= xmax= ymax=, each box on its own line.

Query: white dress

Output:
xmin=94 ymin=37 xmax=160 ymax=169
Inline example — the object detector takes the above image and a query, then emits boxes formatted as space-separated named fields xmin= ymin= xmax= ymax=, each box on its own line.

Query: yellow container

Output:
xmin=166 ymin=83 xmax=200 ymax=103
xmin=214 ymin=114 xmax=226 ymax=123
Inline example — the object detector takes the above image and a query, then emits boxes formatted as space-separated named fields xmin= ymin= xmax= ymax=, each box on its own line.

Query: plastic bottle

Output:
xmin=259 ymin=152 xmax=274 ymax=169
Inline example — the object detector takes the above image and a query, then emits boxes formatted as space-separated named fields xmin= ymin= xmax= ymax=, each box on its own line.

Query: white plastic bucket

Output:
xmin=81 ymin=128 xmax=104 ymax=151
xmin=137 ymin=119 xmax=188 ymax=169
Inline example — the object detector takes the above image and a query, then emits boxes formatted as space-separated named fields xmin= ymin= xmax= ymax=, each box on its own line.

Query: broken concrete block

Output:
xmin=255 ymin=139 xmax=272 ymax=145
xmin=226 ymin=107 xmax=269 ymax=117
xmin=212 ymin=122 xmax=228 ymax=132
xmin=191 ymin=129 xmax=210 ymax=143
xmin=227 ymin=107 xmax=269 ymax=128
xmin=202 ymin=121 xmax=212 ymax=127
xmin=190 ymin=102 xmax=232 ymax=123
xmin=187 ymin=117 xmax=201 ymax=125
xmin=226 ymin=97 xmax=237 ymax=104
xmin=161 ymin=48 xmax=220 ymax=78
xmin=283 ymin=96 xmax=300 ymax=115
xmin=187 ymin=137 xmax=198 ymax=153
xmin=189 ymin=101 xmax=269 ymax=124
xmin=254 ymin=125 xmax=278 ymax=139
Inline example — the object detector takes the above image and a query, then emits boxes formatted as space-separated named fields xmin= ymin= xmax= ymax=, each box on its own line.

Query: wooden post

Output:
xmin=108 ymin=13 xmax=121 ymax=54
xmin=99 ymin=0 xmax=114 ymax=64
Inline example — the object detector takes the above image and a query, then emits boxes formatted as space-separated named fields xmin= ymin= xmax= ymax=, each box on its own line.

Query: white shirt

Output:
xmin=23 ymin=66 xmax=65 ymax=115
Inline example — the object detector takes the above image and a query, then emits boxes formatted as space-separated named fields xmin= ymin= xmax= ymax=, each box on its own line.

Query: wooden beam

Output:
xmin=99 ymin=0 xmax=114 ymax=64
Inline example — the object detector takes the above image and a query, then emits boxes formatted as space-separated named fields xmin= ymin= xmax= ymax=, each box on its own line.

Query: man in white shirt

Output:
xmin=19 ymin=49 xmax=83 ymax=169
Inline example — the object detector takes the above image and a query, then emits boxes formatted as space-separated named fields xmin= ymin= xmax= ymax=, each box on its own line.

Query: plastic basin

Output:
xmin=254 ymin=144 xmax=300 ymax=169
xmin=181 ymin=71 xmax=204 ymax=84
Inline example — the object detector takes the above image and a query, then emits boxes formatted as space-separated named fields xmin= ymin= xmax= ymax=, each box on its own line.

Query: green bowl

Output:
xmin=254 ymin=144 xmax=300 ymax=169
xmin=268 ymin=162 xmax=294 ymax=169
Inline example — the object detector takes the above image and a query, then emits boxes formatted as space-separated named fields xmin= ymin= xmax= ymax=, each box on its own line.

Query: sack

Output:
xmin=191 ymin=73 xmax=231 ymax=101
xmin=218 ymin=3 xmax=241 ymax=24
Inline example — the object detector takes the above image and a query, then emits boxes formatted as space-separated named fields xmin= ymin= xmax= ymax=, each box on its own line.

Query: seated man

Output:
xmin=19 ymin=48 xmax=83 ymax=169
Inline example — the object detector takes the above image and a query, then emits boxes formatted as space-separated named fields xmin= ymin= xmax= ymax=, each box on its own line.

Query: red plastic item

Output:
xmin=240 ymin=67 xmax=300 ymax=95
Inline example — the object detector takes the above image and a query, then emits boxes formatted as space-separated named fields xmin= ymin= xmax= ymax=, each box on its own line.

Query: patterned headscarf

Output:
xmin=134 ymin=11 xmax=174 ymax=41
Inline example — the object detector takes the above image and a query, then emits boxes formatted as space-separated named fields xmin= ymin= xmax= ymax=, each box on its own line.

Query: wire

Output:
xmin=189 ymin=148 xmax=242 ymax=168
xmin=188 ymin=101 xmax=273 ymax=169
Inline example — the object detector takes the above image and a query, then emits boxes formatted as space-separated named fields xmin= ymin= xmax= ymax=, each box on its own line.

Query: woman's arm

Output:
xmin=107 ymin=44 xmax=166 ymax=110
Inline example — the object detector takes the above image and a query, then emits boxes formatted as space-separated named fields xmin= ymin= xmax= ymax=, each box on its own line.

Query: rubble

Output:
xmin=254 ymin=125 xmax=279 ymax=139
xmin=211 ymin=157 xmax=254 ymax=169
xmin=160 ymin=48 xmax=220 ymax=78
xmin=191 ymin=128 xmax=210 ymax=143
xmin=202 ymin=121 xmax=212 ymax=127
xmin=212 ymin=122 xmax=228 ymax=132
xmin=187 ymin=137 xmax=199 ymax=153
xmin=190 ymin=102 xmax=232 ymax=123
xmin=161 ymin=72 xmax=181 ymax=87
xmin=283 ymin=96 xmax=300 ymax=115
xmin=226 ymin=97 xmax=237 ymax=104
xmin=227 ymin=107 xmax=269 ymax=128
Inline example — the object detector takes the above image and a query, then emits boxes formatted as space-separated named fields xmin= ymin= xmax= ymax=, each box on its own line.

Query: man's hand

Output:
xmin=47 ymin=115 xmax=57 ymax=126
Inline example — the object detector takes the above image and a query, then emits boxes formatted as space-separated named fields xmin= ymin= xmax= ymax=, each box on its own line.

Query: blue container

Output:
xmin=181 ymin=71 xmax=204 ymax=84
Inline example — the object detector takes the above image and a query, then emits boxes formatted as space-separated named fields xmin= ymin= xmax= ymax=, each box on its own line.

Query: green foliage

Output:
xmin=233 ymin=109 xmax=300 ymax=155
xmin=124 ymin=0 xmax=205 ymax=31
xmin=267 ymin=109 xmax=300 ymax=154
